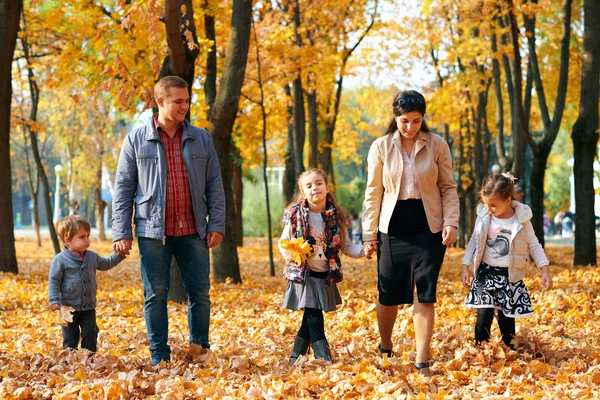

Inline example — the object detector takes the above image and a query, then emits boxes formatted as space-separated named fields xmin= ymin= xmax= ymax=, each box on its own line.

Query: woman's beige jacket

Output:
xmin=362 ymin=131 xmax=459 ymax=242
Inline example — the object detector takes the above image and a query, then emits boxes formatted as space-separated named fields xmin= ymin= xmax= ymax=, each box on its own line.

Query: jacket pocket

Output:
xmin=134 ymin=194 xmax=152 ymax=220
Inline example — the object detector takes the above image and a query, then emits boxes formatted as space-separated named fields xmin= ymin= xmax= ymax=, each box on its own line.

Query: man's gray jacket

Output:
xmin=111 ymin=120 xmax=226 ymax=241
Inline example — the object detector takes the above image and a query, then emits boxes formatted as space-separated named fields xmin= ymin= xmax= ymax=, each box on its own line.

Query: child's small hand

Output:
xmin=461 ymin=264 xmax=473 ymax=289
xmin=540 ymin=265 xmax=553 ymax=290
xmin=49 ymin=303 xmax=60 ymax=312
xmin=363 ymin=241 xmax=377 ymax=260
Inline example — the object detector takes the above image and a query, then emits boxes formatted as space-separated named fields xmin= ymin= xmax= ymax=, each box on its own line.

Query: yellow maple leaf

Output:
xmin=59 ymin=306 xmax=75 ymax=327
xmin=278 ymin=237 xmax=313 ymax=265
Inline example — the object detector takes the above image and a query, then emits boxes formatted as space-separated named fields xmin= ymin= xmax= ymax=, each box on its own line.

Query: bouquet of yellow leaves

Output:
xmin=279 ymin=237 xmax=313 ymax=265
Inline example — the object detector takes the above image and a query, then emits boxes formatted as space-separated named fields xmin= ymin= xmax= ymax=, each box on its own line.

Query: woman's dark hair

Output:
xmin=479 ymin=174 xmax=516 ymax=201
xmin=385 ymin=90 xmax=431 ymax=134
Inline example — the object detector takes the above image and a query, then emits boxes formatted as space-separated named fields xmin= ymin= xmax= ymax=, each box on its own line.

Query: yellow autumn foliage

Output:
xmin=1 ymin=238 xmax=599 ymax=398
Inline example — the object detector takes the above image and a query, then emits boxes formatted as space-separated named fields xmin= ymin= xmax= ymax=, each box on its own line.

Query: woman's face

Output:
xmin=395 ymin=110 xmax=423 ymax=140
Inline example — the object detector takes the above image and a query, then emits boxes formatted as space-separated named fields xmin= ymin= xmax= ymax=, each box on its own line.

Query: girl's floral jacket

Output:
xmin=279 ymin=200 xmax=344 ymax=285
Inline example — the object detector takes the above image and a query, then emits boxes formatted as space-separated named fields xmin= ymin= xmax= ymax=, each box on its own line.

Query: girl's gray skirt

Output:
xmin=282 ymin=271 xmax=341 ymax=312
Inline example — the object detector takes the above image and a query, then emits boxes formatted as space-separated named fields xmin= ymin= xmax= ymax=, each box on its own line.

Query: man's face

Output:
xmin=158 ymin=87 xmax=190 ymax=124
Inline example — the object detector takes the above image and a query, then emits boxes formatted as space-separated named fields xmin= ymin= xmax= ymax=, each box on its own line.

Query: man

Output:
xmin=112 ymin=76 xmax=225 ymax=364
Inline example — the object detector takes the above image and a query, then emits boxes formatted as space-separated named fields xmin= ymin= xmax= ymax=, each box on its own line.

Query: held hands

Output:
xmin=461 ymin=264 xmax=473 ymax=289
xmin=363 ymin=240 xmax=378 ymax=260
xmin=540 ymin=265 xmax=553 ymax=290
xmin=113 ymin=239 xmax=132 ymax=256
xmin=442 ymin=226 xmax=458 ymax=246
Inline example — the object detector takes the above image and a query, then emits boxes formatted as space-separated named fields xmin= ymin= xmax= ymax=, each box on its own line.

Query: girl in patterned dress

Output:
xmin=279 ymin=169 xmax=364 ymax=364
xmin=461 ymin=173 xmax=553 ymax=348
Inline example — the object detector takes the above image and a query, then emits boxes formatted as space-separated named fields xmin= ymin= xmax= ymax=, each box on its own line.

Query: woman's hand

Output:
xmin=441 ymin=226 xmax=458 ymax=246
xmin=363 ymin=240 xmax=378 ymax=260
xmin=49 ymin=303 xmax=60 ymax=312
xmin=540 ymin=266 xmax=553 ymax=290
xmin=461 ymin=264 xmax=473 ymax=289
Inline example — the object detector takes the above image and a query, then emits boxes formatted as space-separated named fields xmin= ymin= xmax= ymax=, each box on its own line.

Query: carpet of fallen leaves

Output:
xmin=1 ymin=238 xmax=600 ymax=399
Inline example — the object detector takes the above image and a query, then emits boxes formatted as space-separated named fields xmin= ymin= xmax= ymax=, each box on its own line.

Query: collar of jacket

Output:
xmin=476 ymin=200 xmax=533 ymax=223
xmin=391 ymin=130 xmax=429 ymax=155
xmin=145 ymin=118 xmax=195 ymax=142
xmin=61 ymin=246 xmax=87 ymax=262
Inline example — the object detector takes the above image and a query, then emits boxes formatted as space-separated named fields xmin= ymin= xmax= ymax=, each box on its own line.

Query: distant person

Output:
xmin=48 ymin=215 xmax=125 ymax=352
xmin=279 ymin=169 xmax=364 ymax=364
xmin=513 ymin=185 xmax=525 ymax=203
xmin=350 ymin=211 xmax=363 ymax=244
xmin=562 ymin=213 xmax=574 ymax=237
xmin=461 ymin=173 xmax=552 ymax=349
xmin=361 ymin=90 xmax=459 ymax=377
xmin=111 ymin=75 xmax=226 ymax=365
xmin=554 ymin=211 xmax=565 ymax=236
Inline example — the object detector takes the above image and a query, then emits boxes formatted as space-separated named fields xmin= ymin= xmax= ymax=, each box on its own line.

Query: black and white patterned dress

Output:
xmin=465 ymin=215 xmax=533 ymax=318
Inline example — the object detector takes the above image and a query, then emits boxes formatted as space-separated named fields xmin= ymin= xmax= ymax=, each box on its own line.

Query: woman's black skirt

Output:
xmin=377 ymin=199 xmax=446 ymax=305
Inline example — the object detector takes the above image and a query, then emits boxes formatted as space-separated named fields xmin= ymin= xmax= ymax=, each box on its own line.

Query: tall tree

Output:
xmin=0 ymin=0 xmax=23 ymax=273
xmin=209 ymin=0 xmax=253 ymax=283
xmin=525 ymin=0 xmax=573 ymax=246
xmin=20 ymin=11 xmax=61 ymax=253
xmin=571 ymin=0 xmax=600 ymax=266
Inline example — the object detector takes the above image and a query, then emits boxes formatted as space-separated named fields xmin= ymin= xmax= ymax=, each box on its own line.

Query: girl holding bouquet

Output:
xmin=279 ymin=168 xmax=364 ymax=364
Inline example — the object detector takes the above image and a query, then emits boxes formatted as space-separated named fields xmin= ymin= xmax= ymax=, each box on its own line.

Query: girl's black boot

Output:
xmin=289 ymin=336 xmax=311 ymax=365
xmin=312 ymin=339 xmax=332 ymax=362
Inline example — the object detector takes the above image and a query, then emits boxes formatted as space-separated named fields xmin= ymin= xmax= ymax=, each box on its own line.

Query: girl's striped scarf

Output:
xmin=280 ymin=200 xmax=343 ymax=285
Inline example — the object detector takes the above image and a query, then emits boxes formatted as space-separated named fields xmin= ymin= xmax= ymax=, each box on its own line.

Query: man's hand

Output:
xmin=207 ymin=232 xmax=223 ymax=248
xmin=113 ymin=239 xmax=133 ymax=256
xmin=49 ymin=303 xmax=60 ymax=312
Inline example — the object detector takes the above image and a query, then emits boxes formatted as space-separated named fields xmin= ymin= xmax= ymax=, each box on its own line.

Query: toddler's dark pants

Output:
xmin=62 ymin=309 xmax=99 ymax=352
xmin=474 ymin=308 xmax=515 ymax=348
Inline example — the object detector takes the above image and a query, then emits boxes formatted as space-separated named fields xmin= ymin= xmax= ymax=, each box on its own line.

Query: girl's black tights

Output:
xmin=474 ymin=308 xmax=515 ymax=348
xmin=297 ymin=307 xmax=325 ymax=342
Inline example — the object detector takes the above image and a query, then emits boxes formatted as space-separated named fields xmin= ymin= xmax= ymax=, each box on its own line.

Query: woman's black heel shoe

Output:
xmin=415 ymin=362 xmax=431 ymax=377
xmin=377 ymin=343 xmax=394 ymax=357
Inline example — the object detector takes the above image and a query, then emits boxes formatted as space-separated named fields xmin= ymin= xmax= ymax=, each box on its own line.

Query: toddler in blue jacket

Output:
xmin=48 ymin=215 xmax=125 ymax=352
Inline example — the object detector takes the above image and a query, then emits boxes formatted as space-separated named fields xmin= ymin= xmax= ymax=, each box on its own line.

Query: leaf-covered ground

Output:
xmin=1 ymin=238 xmax=599 ymax=399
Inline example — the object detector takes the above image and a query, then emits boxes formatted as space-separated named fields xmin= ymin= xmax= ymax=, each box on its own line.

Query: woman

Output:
xmin=362 ymin=90 xmax=459 ymax=377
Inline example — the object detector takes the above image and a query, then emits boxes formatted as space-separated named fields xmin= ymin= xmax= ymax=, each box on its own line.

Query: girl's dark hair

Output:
xmin=385 ymin=90 xmax=431 ymax=134
xmin=479 ymin=174 xmax=516 ymax=201
xmin=287 ymin=168 xmax=350 ymax=242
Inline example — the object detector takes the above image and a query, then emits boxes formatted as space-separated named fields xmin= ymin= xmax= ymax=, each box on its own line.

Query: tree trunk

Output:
xmin=524 ymin=0 xmax=572 ymax=246
xmin=203 ymin=0 xmax=217 ymax=120
xmin=572 ymin=0 xmax=600 ymax=266
xmin=252 ymin=19 xmax=275 ymax=275
xmin=292 ymin=77 xmax=306 ymax=177
xmin=21 ymin=16 xmax=60 ymax=253
xmin=307 ymin=73 xmax=318 ymax=169
xmin=162 ymin=0 xmax=201 ymax=302
xmin=283 ymin=84 xmax=296 ymax=204
xmin=0 ymin=0 xmax=21 ymax=273
xmin=232 ymin=150 xmax=243 ymax=247
xmin=95 ymin=172 xmax=107 ymax=242
xmin=209 ymin=0 xmax=252 ymax=284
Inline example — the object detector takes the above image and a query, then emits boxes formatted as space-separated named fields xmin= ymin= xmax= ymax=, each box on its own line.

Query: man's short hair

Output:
xmin=57 ymin=215 xmax=91 ymax=243
xmin=154 ymin=76 xmax=188 ymax=101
